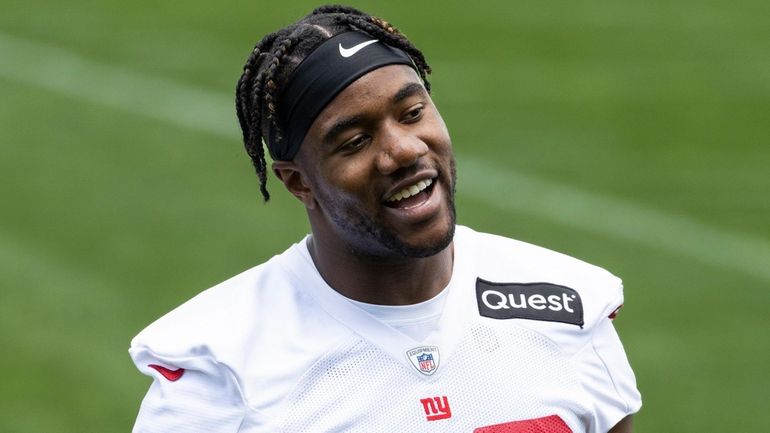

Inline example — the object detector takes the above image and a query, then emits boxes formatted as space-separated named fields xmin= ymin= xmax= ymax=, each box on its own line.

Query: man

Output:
xmin=130 ymin=5 xmax=641 ymax=432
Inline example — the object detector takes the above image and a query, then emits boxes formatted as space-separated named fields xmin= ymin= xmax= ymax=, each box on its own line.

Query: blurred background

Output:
xmin=1 ymin=0 xmax=768 ymax=431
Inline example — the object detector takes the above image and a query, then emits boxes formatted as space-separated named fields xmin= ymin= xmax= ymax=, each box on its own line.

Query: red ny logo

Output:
xmin=420 ymin=396 xmax=452 ymax=421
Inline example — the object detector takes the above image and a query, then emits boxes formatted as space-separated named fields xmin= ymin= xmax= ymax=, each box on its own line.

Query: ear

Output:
xmin=272 ymin=160 xmax=317 ymax=209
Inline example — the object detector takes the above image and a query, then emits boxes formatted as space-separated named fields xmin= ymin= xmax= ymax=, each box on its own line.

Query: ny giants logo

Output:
xmin=419 ymin=396 xmax=452 ymax=421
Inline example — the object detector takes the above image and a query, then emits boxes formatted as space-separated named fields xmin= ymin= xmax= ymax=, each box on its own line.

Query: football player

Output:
xmin=130 ymin=5 xmax=641 ymax=432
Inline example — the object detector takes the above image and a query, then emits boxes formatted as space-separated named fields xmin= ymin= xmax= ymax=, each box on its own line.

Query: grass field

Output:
xmin=1 ymin=0 xmax=769 ymax=431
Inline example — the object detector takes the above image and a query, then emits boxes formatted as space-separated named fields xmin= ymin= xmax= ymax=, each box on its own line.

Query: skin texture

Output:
xmin=273 ymin=64 xmax=456 ymax=305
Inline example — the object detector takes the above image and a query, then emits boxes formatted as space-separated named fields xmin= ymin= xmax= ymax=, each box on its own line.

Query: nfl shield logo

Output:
xmin=417 ymin=353 xmax=435 ymax=373
xmin=406 ymin=346 xmax=440 ymax=375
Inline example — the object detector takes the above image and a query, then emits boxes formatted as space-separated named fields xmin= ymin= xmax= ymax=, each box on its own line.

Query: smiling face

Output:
xmin=283 ymin=64 xmax=456 ymax=259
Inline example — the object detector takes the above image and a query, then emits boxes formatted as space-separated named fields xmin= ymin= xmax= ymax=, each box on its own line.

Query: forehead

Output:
xmin=311 ymin=64 xmax=424 ymax=126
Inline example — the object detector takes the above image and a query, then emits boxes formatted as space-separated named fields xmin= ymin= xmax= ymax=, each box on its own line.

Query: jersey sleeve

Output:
xmin=576 ymin=285 xmax=642 ymax=433
xmin=130 ymin=346 xmax=246 ymax=433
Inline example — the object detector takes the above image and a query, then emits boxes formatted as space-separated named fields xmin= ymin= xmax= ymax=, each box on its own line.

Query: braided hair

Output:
xmin=235 ymin=5 xmax=432 ymax=201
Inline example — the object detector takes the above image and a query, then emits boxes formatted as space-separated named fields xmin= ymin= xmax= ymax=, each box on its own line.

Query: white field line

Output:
xmin=2 ymin=32 xmax=769 ymax=282
xmin=0 ymin=32 xmax=235 ymax=138
xmin=459 ymin=159 xmax=770 ymax=282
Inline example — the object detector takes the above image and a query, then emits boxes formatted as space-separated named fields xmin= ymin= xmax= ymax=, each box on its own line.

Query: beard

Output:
xmin=342 ymin=204 xmax=456 ymax=258
xmin=320 ymin=158 xmax=457 ymax=259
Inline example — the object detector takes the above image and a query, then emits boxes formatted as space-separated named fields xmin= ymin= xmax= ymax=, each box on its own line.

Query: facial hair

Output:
xmin=320 ymin=158 xmax=457 ymax=259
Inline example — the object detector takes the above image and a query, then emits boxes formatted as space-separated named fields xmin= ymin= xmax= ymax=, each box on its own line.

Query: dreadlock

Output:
xmin=235 ymin=5 xmax=432 ymax=202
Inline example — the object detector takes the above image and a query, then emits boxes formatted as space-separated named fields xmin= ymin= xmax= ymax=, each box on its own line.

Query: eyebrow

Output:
xmin=323 ymin=114 xmax=363 ymax=145
xmin=393 ymin=82 xmax=426 ymax=104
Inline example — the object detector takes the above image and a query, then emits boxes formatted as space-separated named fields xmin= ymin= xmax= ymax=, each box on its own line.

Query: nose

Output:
xmin=375 ymin=126 xmax=429 ymax=175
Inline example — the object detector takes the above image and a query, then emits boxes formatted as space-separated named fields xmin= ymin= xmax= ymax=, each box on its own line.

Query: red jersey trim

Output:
xmin=148 ymin=364 xmax=185 ymax=382
xmin=473 ymin=414 xmax=573 ymax=433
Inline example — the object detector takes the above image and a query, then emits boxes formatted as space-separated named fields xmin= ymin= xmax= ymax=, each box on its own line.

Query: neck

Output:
xmin=306 ymin=235 xmax=454 ymax=306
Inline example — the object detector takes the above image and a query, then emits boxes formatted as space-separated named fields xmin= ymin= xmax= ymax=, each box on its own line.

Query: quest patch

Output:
xmin=476 ymin=279 xmax=584 ymax=327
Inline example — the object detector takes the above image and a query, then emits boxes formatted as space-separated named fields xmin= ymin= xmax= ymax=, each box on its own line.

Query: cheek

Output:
xmin=426 ymin=129 xmax=453 ymax=160
xmin=318 ymin=158 xmax=373 ymax=197
xmin=423 ymin=111 xmax=452 ymax=152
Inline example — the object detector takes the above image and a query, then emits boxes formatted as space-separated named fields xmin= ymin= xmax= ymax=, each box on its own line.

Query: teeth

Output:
xmin=386 ymin=178 xmax=433 ymax=202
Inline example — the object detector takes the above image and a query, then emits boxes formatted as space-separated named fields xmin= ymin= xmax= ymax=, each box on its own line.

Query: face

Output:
xmin=289 ymin=64 xmax=456 ymax=259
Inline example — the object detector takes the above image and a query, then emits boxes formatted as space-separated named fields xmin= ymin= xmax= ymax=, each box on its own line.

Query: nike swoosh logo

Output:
xmin=338 ymin=39 xmax=378 ymax=58
xmin=148 ymin=364 xmax=185 ymax=382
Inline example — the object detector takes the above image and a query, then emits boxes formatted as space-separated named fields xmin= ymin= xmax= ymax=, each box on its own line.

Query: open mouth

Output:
xmin=384 ymin=178 xmax=436 ymax=209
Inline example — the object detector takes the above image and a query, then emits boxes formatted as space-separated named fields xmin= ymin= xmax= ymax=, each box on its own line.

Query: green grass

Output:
xmin=1 ymin=0 xmax=769 ymax=431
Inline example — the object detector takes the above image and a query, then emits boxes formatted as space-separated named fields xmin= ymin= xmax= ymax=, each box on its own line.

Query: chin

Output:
xmin=324 ymin=166 xmax=457 ymax=259
xmin=366 ymin=208 xmax=456 ymax=259
xmin=384 ymin=168 xmax=457 ymax=258
xmin=397 ymin=222 xmax=456 ymax=258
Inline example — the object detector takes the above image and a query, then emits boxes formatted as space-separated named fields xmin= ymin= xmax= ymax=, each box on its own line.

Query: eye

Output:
xmin=338 ymin=134 xmax=370 ymax=154
xmin=402 ymin=104 xmax=425 ymax=123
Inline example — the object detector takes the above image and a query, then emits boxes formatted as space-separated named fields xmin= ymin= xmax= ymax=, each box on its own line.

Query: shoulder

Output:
xmin=129 ymin=238 xmax=361 ymax=416
xmin=458 ymin=226 xmax=623 ymax=295
xmin=129 ymin=240 xmax=323 ymax=371
xmin=457 ymin=226 xmax=625 ymax=350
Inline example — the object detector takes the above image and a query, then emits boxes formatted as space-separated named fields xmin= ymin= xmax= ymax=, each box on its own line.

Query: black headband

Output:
xmin=273 ymin=31 xmax=415 ymax=161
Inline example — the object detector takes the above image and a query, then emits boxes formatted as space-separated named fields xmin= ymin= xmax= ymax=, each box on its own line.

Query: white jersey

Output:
xmin=130 ymin=225 xmax=641 ymax=433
